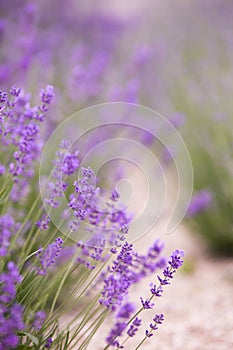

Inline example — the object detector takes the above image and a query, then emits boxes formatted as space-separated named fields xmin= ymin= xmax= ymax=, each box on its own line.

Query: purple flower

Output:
xmin=145 ymin=329 xmax=153 ymax=337
xmin=100 ymin=242 xmax=134 ymax=311
xmin=110 ymin=189 xmax=120 ymax=202
xmin=117 ymin=302 xmax=135 ymax=319
xmin=33 ymin=311 xmax=46 ymax=331
xmin=45 ymin=139 xmax=79 ymax=209
xmin=45 ymin=337 xmax=53 ymax=348
xmin=0 ymin=214 xmax=19 ymax=257
xmin=150 ymin=283 xmax=163 ymax=297
xmin=40 ymin=85 xmax=55 ymax=105
xmin=0 ymin=163 xmax=5 ymax=175
xmin=0 ymin=85 xmax=54 ymax=201
xmin=106 ymin=322 xmax=126 ymax=348
xmin=36 ymin=237 xmax=64 ymax=275
xmin=0 ymin=262 xmax=22 ymax=303
xmin=169 ymin=249 xmax=184 ymax=269
xmin=0 ymin=263 xmax=24 ymax=350
xmin=36 ymin=216 xmax=50 ymax=230
xmin=68 ymin=166 xmax=131 ymax=250
xmin=140 ymin=297 xmax=154 ymax=310
xmin=127 ymin=317 xmax=142 ymax=338
xmin=0 ymin=334 xmax=19 ymax=349
xmin=146 ymin=313 xmax=164 ymax=336
xmin=157 ymin=249 xmax=184 ymax=286
xmin=187 ymin=189 xmax=212 ymax=216
xmin=153 ymin=313 xmax=164 ymax=324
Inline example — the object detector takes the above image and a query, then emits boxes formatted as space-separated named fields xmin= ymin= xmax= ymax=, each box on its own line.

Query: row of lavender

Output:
xmin=0 ymin=1 xmax=185 ymax=349
xmin=2 ymin=0 xmax=231 ymax=254
xmin=0 ymin=87 xmax=183 ymax=348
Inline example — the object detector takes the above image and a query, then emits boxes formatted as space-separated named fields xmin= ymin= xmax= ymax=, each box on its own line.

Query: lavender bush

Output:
xmin=0 ymin=2 xmax=186 ymax=348
xmin=0 ymin=85 xmax=184 ymax=349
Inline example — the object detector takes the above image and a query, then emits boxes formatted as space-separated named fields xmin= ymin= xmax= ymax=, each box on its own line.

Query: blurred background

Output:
xmin=1 ymin=0 xmax=233 ymax=349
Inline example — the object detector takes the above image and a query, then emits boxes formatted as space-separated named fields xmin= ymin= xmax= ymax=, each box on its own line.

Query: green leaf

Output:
xmin=17 ymin=346 xmax=33 ymax=350
xmin=64 ymin=331 xmax=70 ymax=347
xmin=17 ymin=331 xmax=39 ymax=346
xmin=0 ymin=176 xmax=14 ymax=205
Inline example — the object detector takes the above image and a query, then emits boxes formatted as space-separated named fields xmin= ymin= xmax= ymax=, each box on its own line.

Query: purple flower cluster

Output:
xmin=68 ymin=166 xmax=131 ymax=248
xmin=76 ymin=241 xmax=104 ymax=270
xmin=145 ymin=314 xmax=164 ymax=337
xmin=127 ymin=317 xmax=142 ymax=338
xmin=69 ymin=166 xmax=99 ymax=229
xmin=100 ymin=242 xmax=134 ymax=311
xmin=0 ymin=262 xmax=24 ymax=350
xmin=100 ymin=240 xmax=166 ymax=313
xmin=0 ymin=85 xmax=54 ymax=200
xmin=140 ymin=297 xmax=154 ymax=310
xmin=157 ymin=249 xmax=184 ymax=286
xmin=36 ymin=215 xmax=51 ymax=230
xmin=33 ymin=310 xmax=46 ymax=331
xmin=102 ymin=240 xmax=170 ymax=348
xmin=0 ymin=1 xmax=125 ymax=110
xmin=138 ymin=250 xmax=184 ymax=341
xmin=104 ymin=249 xmax=183 ymax=348
xmin=187 ymin=189 xmax=212 ymax=216
xmin=44 ymin=337 xmax=53 ymax=348
xmin=45 ymin=139 xmax=79 ymax=208
xmin=132 ymin=240 xmax=167 ymax=281
xmin=106 ymin=321 xmax=127 ymax=348
xmin=117 ymin=302 xmax=135 ymax=319
xmin=36 ymin=237 xmax=64 ymax=275
xmin=0 ymin=214 xmax=19 ymax=256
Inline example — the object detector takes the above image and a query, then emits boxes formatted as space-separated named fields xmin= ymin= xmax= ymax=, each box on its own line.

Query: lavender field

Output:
xmin=0 ymin=1 xmax=233 ymax=349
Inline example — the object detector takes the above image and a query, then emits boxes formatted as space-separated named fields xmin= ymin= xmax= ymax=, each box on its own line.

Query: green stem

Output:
xmin=135 ymin=334 xmax=150 ymax=350
xmin=78 ymin=310 xmax=107 ymax=350
xmin=48 ymin=251 xmax=80 ymax=317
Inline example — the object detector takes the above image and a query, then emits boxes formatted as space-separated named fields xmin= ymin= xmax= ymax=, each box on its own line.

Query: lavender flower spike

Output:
xmin=36 ymin=237 xmax=64 ymax=275
xmin=187 ymin=189 xmax=212 ymax=216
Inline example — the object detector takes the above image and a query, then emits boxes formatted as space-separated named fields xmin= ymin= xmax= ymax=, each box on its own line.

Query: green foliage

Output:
xmin=0 ymin=175 xmax=14 ymax=205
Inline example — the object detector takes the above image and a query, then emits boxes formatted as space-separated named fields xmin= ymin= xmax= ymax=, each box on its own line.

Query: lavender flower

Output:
xmin=99 ymin=242 xmax=134 ymax=311
xmin=44 ymin=337 xmax=53 ymax=348
xmin=140 ymin=297 xmax=155 ymax=310
xmin=121 ymin=250 xmax=184 ymax=348
xmin=146 ymin=314 xmax=164 ymax=337
xmin=110 ymin=189 xmax=120 ymax=202
xmin=106 ymin=322 xmax=127 ymax=348
xmin=0 ymin=263 xmax=24 ymax=350
xmin=0 ymin=214 xmax=19 ymax=257
xmin=149 ymin=283 xmax=163 ymax=297
xmin=127 ymin=317 xmax=142 ymax=338
xmin=0 ymin=162 xmax=5 ymax=175
xmin=68 ymin=166 xmax=131 ymax=252
xmin=157 ymin=249 xmax=184 ymax=285
xmin=0 ymin=85 xmax=54 ymax=201
xmin=117 ymin=302 xmax=135 ymax=319
xmin=0 ymin=262 xmax=22 ymax=303
xmin=33 ymin=311 xmax=46 ymax=331
xmin=36 ymin=237 xmax=64 ymax=275
xmin=45 ymin=139 xmax=79 ymax=208
xmin=36 ymin=216 xmax=51 ymax=230
xmin=187 ymin=189 xmax=212 ymax=216
xmin=100 ymin=239 xmax=166 ymax=315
